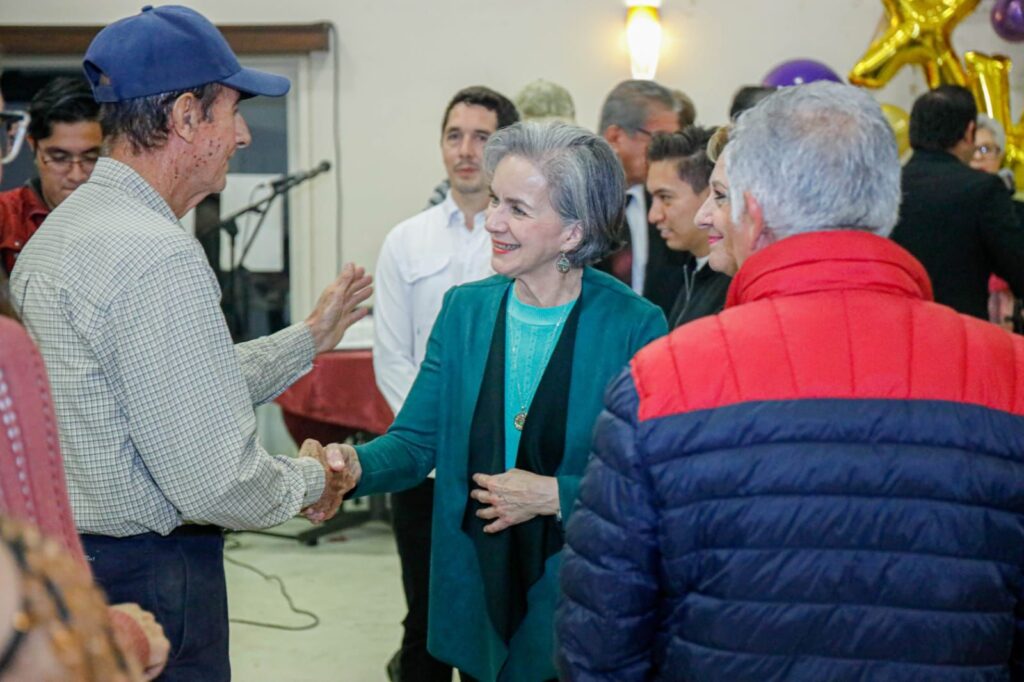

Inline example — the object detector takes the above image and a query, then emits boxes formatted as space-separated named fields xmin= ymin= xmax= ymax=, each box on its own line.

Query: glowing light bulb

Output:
xmin=626 ymin=5 xmax=662 ymax=80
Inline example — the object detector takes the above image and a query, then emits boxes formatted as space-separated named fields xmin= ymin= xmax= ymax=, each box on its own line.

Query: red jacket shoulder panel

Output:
xmin=634 ymin=234 xmax=1024 ymax=422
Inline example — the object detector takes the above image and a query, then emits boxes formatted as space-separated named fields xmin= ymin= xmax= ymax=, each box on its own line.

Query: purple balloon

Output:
xmin=993 ymin=0 xmax=1024 ymax=42
xmin=762 ymin=59 xmax=843 ymax=87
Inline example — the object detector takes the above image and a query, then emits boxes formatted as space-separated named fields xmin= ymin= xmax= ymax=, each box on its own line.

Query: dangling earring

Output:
xmin=556 ymin=252 xmax=571 ymax=274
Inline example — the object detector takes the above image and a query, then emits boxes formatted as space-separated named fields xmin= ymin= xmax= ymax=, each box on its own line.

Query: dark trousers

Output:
xmin=391 ymin=478 xmax=452 ymax=682
xmin=82 ymin=525 xmax=229 ymax=682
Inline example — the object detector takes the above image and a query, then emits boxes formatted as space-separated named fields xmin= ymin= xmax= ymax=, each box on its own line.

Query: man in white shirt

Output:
xmin=374 ymin=85 xmax=518 ymax=682
xmin=594 ymin=80 xmax=686 ymax=317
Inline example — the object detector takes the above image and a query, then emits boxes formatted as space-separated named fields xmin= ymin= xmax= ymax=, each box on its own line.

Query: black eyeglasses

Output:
xmin=974 ymin=144 xmax=1001 ymax=157
xmin=37 ymin=149 xmax=101 ymax=174
xmin=0 ymin=110 xmax=30 ymax=165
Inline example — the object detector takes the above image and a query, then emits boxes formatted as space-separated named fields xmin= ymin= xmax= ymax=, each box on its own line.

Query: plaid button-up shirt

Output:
xmin=10 ymin=158 xmax=324 ymax=537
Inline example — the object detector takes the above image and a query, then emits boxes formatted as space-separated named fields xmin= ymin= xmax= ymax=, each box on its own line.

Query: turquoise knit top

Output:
xmin=503 ymin=290 xmax=578 ymax=470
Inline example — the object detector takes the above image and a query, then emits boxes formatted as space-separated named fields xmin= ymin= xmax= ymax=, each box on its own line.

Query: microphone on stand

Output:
xmin=270 ymin=160 xmax=332 ymax=191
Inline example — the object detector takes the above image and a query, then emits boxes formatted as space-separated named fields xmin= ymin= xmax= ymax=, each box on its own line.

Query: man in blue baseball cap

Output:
xmin=9 ymin=6 xmax=371 ymax=680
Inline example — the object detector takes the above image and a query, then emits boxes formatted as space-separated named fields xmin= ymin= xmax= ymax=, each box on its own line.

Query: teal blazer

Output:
xmin=355 ymin=268 xmax=667 ymax=681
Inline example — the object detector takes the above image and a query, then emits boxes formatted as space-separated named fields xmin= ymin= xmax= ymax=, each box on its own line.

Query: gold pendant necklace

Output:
xmin=509 ymin=298 xmax=573 ymax=432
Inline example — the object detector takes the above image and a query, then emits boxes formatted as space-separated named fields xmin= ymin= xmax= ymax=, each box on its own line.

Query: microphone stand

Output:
xmin=214 ymin=172 xmax=319 ymax=340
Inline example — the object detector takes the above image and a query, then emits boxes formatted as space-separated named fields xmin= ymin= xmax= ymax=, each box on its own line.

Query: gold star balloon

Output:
xmin=849 ymin=0 xmax=981 ymax=89
xmin=964 ymin=51 xmax=1024 ymax=191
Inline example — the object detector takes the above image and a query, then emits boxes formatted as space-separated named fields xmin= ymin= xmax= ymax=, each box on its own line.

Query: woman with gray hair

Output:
xmin=971 ymin=113 xmax=1008 ymax=177
xmin=969 ymin=114 xmax=1023 ymax=328
xmin=339 ymin=121 xmax=666 ymax=681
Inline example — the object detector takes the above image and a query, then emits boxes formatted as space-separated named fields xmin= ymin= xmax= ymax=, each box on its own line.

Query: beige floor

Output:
xmin=226 ymin=517 xmax=409 ymax=682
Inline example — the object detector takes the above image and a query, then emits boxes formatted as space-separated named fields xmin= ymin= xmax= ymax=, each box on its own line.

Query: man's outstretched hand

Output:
xmin=305 ymin=263 xmax=373 ymax=354
xmin=299 ymin=439 xmax=362 ymax=524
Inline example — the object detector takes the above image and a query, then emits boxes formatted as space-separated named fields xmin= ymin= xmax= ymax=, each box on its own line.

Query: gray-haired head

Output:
xmin=976 ymin=113 xmax=1007 ymax=152
xmin=484 ymin=121 xmax=626 ymax=267
xmin=726 ymin=81 xmax=901 ymax=240
xmin=515 ymin=79 xmax=576 ymax=124
xmin=598 ymin=79 xmax=677 ymax=135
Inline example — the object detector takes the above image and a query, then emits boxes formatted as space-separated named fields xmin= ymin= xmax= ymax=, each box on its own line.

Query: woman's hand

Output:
xmin=471 ymin=469 xmax=559 ymax=533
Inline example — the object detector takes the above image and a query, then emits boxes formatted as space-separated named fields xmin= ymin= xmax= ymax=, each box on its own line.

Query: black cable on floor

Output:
xmin=224 ymin=538 xmax=321 ymax=631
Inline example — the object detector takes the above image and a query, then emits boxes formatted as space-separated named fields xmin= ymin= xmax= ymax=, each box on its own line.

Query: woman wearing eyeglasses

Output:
xmin=970 ymin=114 xmax=1011 ymax=178
xmin=969 ymin=114 xmax=1024 ymax=330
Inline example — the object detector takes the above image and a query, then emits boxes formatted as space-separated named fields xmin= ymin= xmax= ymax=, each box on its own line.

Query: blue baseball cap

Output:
xmin=83 ymin=5 xmax=290 ymax=103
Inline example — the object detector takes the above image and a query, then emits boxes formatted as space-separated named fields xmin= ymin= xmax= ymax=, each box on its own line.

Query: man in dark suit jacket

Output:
xmin=646 ymin=128 xmax=732 ymax=328
xmin=594 ymin=80 xmax=689 ymax=316
xmin=891 ymin=85 xmax=1024 ymax=319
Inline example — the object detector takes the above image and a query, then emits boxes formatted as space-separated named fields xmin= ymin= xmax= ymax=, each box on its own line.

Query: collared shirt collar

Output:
xmin=726 ymin=231 xmax=933 ymax=308
xmin=441 ymin=190 xmax=485 ymax=231
xmin=88 ymin=158 xmax=180 ymax=226
xmin=22 ymin=179 xmax=50 ymax=222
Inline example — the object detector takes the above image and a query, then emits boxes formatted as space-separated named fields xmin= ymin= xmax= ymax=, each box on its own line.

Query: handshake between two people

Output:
xmin=299 ymin=439 xmax=362 ymax=524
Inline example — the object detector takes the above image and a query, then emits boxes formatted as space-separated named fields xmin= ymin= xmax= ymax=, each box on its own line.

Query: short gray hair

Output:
xmin=727 ymin=82 xmax=901 ymax=240
xmin=484 ymin=121 xmax=626 ymax=267
xmin=976 ymin=113 xmax=1007 ymax=152
xmin=100 ymin=83 xmax=221 ymax=155
xmin=598 ymin=80 xmax=677 ymax=135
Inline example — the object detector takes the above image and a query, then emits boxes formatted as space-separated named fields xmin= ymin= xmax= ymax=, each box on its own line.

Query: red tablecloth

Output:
xmin=276 ymin=350 xmax=394 ymax=445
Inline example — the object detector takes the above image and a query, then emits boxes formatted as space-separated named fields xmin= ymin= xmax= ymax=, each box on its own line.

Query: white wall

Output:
xmin=3 ymin=0 xmax=1020 ymax=313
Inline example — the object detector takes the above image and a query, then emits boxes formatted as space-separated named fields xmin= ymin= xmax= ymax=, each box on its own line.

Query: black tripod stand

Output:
xmin=201 ymin=161 xmax=331 ymax=340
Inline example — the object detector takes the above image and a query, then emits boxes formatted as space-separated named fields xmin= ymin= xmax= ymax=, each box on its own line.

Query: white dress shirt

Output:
xmin=625 ymin=184 xmax=648 ymax=295
xmin=373 ymin=191 xmax=493 ymax=415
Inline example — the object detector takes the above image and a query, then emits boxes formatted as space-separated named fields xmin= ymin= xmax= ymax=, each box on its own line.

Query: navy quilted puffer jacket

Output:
xmin=557 ymin=232 xmax=1024 ymax=681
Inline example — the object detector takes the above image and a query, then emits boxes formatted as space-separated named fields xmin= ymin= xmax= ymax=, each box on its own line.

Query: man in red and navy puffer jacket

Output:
xmin=557 ymin=81 xmax=1024 ymax=681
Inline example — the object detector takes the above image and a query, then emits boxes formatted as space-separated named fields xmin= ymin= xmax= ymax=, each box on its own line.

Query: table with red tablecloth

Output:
xmin=274 ymin=349 xmax=395 ymax=544
xmin=277 ymin=349 xmax=394 ymax=444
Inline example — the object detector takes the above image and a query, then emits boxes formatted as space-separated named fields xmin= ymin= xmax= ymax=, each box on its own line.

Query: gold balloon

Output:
xmin=965 ymin=51 xmax=1012 ymax=123
xmin=881 ymin=103 xmax=911 ymax=156
xmin=849 ymin=0 xmax=980 ymax=89
xmin=964 ymin=51 xmax=1024 ymax=192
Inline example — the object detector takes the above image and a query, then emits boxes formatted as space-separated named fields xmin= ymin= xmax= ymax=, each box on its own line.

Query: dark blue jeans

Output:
xmin=82 ymin=525 xmax=229 ymax=682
